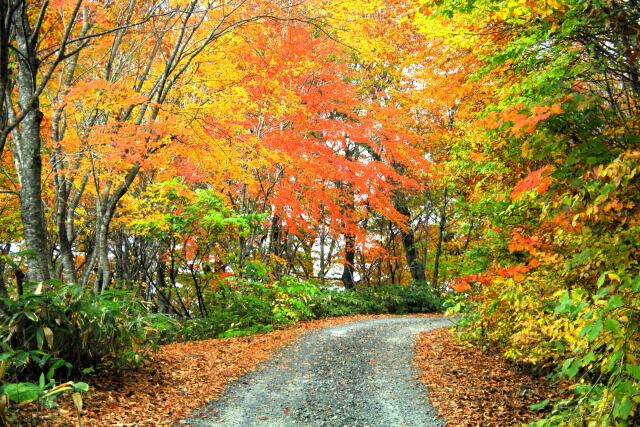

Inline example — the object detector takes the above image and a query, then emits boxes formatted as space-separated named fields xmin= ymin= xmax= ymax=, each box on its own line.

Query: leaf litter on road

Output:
xmin=26 ymin=314 xmax=438 ymax=426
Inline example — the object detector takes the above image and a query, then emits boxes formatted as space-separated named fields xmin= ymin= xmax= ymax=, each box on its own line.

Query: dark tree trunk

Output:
xmin=402 ymin=230 xmax=425 ymax=283
xmin=340 ymin=140 xmax=357 ymax=290
xmin=432 ymin=188 xmax=448 ymax=290
xmin=269 ymin=215 xmax=284 ymax=274
xmin=393 ymin=197 xmax=426 ymax=283
xmin=0 ymin=0 xmax=11 ymax=156
xmin=155 ymin=258 xmax=170 ymax=313
xmin=0 ymin=244 xmax=8 ymax=297
xmin=319 ymin=222 xmax=326 ymax=286
xmin=341 ymin=232 xmax=356 ymax=290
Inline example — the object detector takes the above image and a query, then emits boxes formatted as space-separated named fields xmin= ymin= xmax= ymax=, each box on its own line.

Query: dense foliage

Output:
xmin=417 ymin=0 xmax=640 ymax=424
xmin=0 ymin=0 xmax=638 ymax=424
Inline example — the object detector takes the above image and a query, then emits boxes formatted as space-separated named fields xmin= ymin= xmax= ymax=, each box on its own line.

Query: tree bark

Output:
xmin=0 ymin=0 xmax=11 ymax=157
xmin=341 ymin=232 xmax=356 ymax=290
xmin=393 ymin=196 xmax=426 ymax=283
xmin=93 ymin=164 xmax=141 ymax=292
xmin=11 ymin=2 xmax=50 ymax=282
xmin=319 ymin=222 xmax=326 ymax=286
xmin=432 ymin=188 xmax=448 ymax=290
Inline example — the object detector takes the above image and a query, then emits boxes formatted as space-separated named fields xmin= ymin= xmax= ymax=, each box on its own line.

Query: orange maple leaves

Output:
xmin=510 ymin=165 xmax=554 ymax=200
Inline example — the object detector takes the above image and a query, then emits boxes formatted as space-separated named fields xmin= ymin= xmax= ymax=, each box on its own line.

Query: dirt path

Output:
xmin=185 ymin=317 xmax=453 ymax=427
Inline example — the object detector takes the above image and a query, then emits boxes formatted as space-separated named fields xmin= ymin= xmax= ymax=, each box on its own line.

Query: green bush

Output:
xmin=0 ymin=282 xmax=175 ymax=380
xmin=160 ymin=279 xmax=442 ymax=343
xmin=354 ymin=283 xmax=443 ymax=314
xmin=163 ymin=277 xmax=317 ymax=342
xmin=0 ymin=279 xmax=442 ymax=362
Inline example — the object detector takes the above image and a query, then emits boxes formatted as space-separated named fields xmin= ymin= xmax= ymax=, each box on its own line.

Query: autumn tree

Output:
xmin=418 ymin=0 xmax=640 ymax=423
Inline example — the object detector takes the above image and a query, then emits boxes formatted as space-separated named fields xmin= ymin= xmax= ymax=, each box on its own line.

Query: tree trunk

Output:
xmin=341 ymin=232 xmax=356 ymax=290
xmin=0 ymin=244 xmax=8 ymax=297
xmin=402 ymin=229 xmax=425 ymax=283
xmin=52 ymin=159 xmax=77 ymax=283
xmin=393 ymin=197 xmax=426 ymax=283
xmin=94 ymin=218 xmax=110 ymax=293
xmin=155 ymin=257 xmax=170 ymax=313
xmin=89 ymin=164 xmax=140 ymax=292
xmin=11 ymin=3 xmax=50 ymax=282
xmin=319 ymin=222 xmax=326 ymax=286
xmin=0 ymin=0 xmax=11 ymax=157
xmin=269 ymin=214 xmax=284 ymax=278
xmin=432 ymin=188 xmax=448 ymax=290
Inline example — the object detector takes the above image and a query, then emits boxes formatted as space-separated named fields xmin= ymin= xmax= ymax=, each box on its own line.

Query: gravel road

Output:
xmin=185 ymin=316 xmax=453 ymax=427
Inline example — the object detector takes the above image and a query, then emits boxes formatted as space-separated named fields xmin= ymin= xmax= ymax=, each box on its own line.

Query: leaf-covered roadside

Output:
xmin=17 ymin=315 xmax=437 ymax=426
xmin=415 ymin=329 xmax=559 ymax=427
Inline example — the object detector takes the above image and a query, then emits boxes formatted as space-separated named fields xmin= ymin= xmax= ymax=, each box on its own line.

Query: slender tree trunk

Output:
xmin=340 ymin=141 xmax=357 ymax=290
xmin=94 ymin=218 xmax=110 ymax=293
xmin=0 ymin=0 xmax=11 ymax=157
xmin=432 ymin=188 xmax=448 ymax=290
xmin=56 ymin=188 xmax=76 ymax=283
xmin=91 ymin=164 xmax=140 ymax=292
xmin=269 ymin=214 xmax=283 ymax=278
xmin=319 ymin=222 xmax=326 ymax=286
xmin=341 ymin=232 xmax=356 ymax=289
xmin=169 ymin=244 xmax=191 ymax=319
xmin=155 ymin=257 xmax=170 ymax=313
xmin=50 ymin=17 xmax=89 ymax=284
xmin=0 ymin=244 xmax=8 ymax=297
xmin=462 ymin=219 xmax=474 ymax=253
xmin=52 ymin=156 xmax=77 ymax=283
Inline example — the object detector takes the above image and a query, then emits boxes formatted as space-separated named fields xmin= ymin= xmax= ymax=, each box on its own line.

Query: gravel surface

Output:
xmin=185 ymin=316 xmax=453 ymax=427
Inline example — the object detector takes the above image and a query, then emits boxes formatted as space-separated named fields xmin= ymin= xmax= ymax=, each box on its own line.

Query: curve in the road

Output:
xmin=185 ymin=316 xmax=452 ymax=427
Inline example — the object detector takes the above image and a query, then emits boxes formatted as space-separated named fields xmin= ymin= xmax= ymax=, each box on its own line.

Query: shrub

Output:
xmin=356 ymin=283 xmax=443 ymax=314
xmin=0 ymin=282 xmax=175 ymax=380
xmin=160 ymin=278 xmax=443 ymax=343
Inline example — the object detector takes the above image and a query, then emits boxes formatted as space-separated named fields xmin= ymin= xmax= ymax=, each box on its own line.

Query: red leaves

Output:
xmin=451 ymin=257 xmax=541 ymax=291
xmin=510 ymin=103 xmax=562 ymax=135
xmin=495 ymin=264 xmax=531 ymax=281
xmin=485 ymin=102 xmax=564 ymax=135
xmin=452 ymin=279 xmax=473 ymax=292
xmin=451 ymin=273 xmax=494 ymax=292
xmin=508 ymin=231 xmax=540 ymax=253
xmin=510 ymin=165 xmax=554 ymax=200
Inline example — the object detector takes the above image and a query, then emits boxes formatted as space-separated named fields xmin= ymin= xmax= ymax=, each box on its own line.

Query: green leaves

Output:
xmin=579 ymin=319 xmax=603 ymax=343
xmin=529 ymin=399 xmax=549 ymax=411
xmin=562 ymin=358 xmax=581 ymax=379
xmin=1 ymin=383 xmax=40 ymax=404
xmin=604 ymin=317 xmax=621 ymax=334
xmin=613 ymin=396 xmax=633 ymax=420
xmin=0 ymin=379 xmax=90 ymax=408
xmin=428 ymin=0 xmax=640 ymax=424
xmin=72 ymin=382 xmax=89 ymax=392
xmin=605 ymin=295 xmax=624 ymax=312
